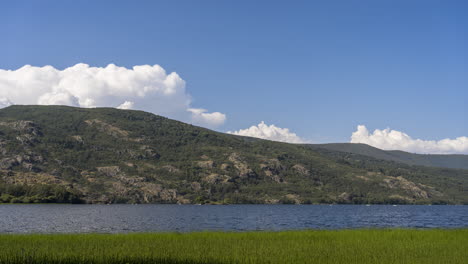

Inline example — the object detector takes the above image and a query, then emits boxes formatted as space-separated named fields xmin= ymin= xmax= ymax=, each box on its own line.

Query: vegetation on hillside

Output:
xmin=310 ymin=143 xmax=468 ymax=170
xmin=0 ymin=105 xmax=467 ymax=204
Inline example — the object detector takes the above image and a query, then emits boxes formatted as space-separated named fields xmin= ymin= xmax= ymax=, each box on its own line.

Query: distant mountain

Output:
xmin=308 ymin=143 xmax=468 ymax=170
xmin=0 ymin=105 xmax=467 ymax=205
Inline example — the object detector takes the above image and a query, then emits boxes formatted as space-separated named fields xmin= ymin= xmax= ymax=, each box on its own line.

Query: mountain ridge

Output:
xmin=308 ymin=143 xmax=468 ymax=170
xmin=0 ymin=105 xmax=466 ymax=205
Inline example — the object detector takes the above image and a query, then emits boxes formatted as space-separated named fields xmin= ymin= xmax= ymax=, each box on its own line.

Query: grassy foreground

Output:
xmin=0 ymin=229 xmax=467 ymax=264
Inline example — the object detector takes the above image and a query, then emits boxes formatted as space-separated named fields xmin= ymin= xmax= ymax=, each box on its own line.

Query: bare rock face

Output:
xmin=0 ymin=153 xmax=44 ymax=172
xmin=382 ymin=176 xmax=429 ymax=199
xmin=338 ymin=192 xmax=352 ymax=202
xmin=71 ymin=135 xmax=84 ymax=143
xmin=292 ymin=164 xmax=309 ymax=176
xmin=162 ymin=165 xmax=180 ymax=174
xmin=220 ymin=163 xmax=230 ymax=171
xmin=202 ymin=173 xmax=231 ymax=184
xmin=197 ymin=160 xmax=215 ymax=169
xmin=228 ymin=153 xmax=256 ymax=178
xmin=264 ymin=198 xmax=280 ymax=204
xmin=1 ymin=171 xmax=64 ymax=185
xmin=22 ymin=162 xmax=34 ymax=171
xmin=85 ymin=119 xmax=129 ymax=138
xmin=417 ymin=183 xmax=443 ymax=197
xmin=159 ymin=188 xmax=178 ymax=201
xmin=97 ymin=166 xmax=121 ymax=177
xmin=139 ymin=145 xmax=160 ymax=159
xmin=0 ymin=121 xmax=41 ymax=135
xmin=16 ymin=134 xmax=37 ymax=146
xmin=140 ymin=183 xmax=178 ymax=203
xmin=260 ymin=159 xmax=286 ymax=183
xmin=124 ymin=162 xmax=136 ymax=168
xmin=0 ymin=158 xmax=19 ymax=170
xmin=285 ymin=194 xmax=301 ymax=204
xmin=191 ymin=182 xmax=202 ymax=191
xmin=0 ymin=121 xmax=42 ymax=146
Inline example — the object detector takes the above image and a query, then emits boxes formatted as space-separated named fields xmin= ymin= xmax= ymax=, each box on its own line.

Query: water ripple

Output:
xmin=0 ymin=204 xmax=467 ymax=233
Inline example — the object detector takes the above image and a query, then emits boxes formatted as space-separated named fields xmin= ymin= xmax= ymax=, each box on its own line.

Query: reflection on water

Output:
xmin=0 ymin=204 xmax=466 ymax=233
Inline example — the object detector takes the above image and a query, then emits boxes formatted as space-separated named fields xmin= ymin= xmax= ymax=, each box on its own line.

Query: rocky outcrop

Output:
xmin=0 ymin=120 xmax=41 ymax=136
xmin=1 ymin=171 xmax=64 ymax=185
xmin=191 ymin=182 xmax=202 ymax=191
xmin=0 ymin=153 xmax=43 ymax=171
xmin=0 ymin=121 xmax=41 ymax=146
xmin=0 ymin=158 xmax=19 ymax=170
xmin=71 ymin=135 xmax=84 ymax=143
xmin=85 ymin=119 xmax=129 ymax=138
xmin=220 ymin=163 xmax=230 ymax=171
xmin=97 ymin=166 xmax=121 ymax=177
xmin=260 ymin=159 xmax=286 ymax=183
xmin=140 ymin=183 xmax=178 ymax=203
xmin=202 ymin=173 xmax=231 ymax=184
xmin=228 ymin=153 xmax=256 ymax=178
xmin=338 ymin=192 xmax=352 ymax=202
xmin=197 ymin=160 xmax=215 ymax=169
xmin=162 ymin=165 xmax=180 ymax=173
xmin=292 ymin=164 xmax=309 ymax=176
xmin=284 ymin=194 xmax=301 ymax=204
xmin=382 ymin=176 xmax=429 ymax=199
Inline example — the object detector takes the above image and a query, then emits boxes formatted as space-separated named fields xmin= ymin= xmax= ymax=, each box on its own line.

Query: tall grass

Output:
xmin=0 ymin=229 xmax=466 ymax=263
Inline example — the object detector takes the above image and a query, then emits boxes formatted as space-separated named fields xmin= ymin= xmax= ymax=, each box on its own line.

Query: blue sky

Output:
xmin=1 ymin=0 xmax=466 ymax=149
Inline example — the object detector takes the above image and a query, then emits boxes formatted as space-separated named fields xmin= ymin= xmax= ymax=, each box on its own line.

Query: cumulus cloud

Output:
xmin=117 ymin=101 xmax=134 ymax=110
xmin=188 ymin=108 xmax=226 ymax=128
xmin=228 ymin=121 xmax=307 ymax=144
xmin=0 ymin=63 xmax=226 ymax=128
xmin=0 ymin=97 xmax=13 ymax=108
xmin=351 ymin=125 xmax=468 ymax=154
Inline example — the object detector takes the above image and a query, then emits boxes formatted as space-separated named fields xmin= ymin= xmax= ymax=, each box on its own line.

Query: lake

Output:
xmin=0 ymin=204 xmax=466 ymax=233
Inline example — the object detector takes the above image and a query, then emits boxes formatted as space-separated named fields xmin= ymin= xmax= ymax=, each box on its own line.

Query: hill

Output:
xmin=309 ymin=143 xmax=468 ymax=170
xmin=0 ymin=105 xmax=467 ymax=204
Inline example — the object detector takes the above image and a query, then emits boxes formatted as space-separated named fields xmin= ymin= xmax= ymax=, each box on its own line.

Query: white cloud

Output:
xmin=38 ymin=91 xmax=80 ymax=106
xmin=351 ymin=125 xmax=468 ymax=154
xmin=0 ymin=97 xmax=13 ymax=108
xmin=117 ymin=101 xmax=134 ymax=110
xmin=0 ymin=63 xmax=226 ymax=128
xmin=228 ymin=121 xmax=307 ymax=144
xmin=188 ymin=108 xmax=226 ymax=128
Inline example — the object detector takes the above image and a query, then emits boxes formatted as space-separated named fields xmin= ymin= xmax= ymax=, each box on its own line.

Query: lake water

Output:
xmin=0 ymin=204 xmax=466 ymax=233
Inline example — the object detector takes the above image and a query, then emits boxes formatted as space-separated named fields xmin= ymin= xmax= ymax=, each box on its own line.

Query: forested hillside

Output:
xmin=0 ymin=105 xmax=466 ymax=204
xmin=310 ymin=143 xmax=468 ymax=170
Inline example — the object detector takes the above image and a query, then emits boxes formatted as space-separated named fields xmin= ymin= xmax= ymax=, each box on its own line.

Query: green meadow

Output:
xmin=0 ymin=229 xmax=466 ymax=264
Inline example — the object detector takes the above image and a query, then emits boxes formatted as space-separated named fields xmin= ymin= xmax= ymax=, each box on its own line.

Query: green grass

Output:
xmin=0 ymin=229 xmax=467 ymax=263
